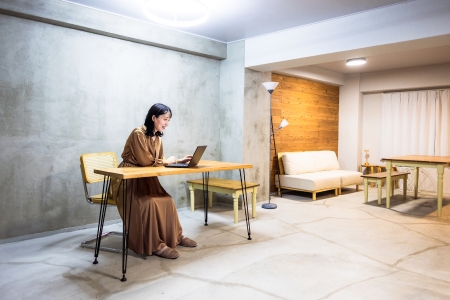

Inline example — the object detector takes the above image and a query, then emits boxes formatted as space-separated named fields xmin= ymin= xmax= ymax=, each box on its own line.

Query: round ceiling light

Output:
xmin=346 ymin=58 xmax=366 ymax=66
xmin=143 ymin=0 xmax=209 ymax=27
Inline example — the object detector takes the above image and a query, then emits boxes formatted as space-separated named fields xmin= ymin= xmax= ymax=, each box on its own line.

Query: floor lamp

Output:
xmin=261 ymin=82 xmax=288 ymax=209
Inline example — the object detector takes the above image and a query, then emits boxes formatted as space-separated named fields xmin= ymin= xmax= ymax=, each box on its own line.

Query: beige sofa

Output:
xmin=275 ymin=150 xmax=362 ymax=200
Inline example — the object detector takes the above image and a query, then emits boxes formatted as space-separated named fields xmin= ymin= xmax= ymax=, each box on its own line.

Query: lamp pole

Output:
xmin=261 ymin=82 xmax=279 ymax=209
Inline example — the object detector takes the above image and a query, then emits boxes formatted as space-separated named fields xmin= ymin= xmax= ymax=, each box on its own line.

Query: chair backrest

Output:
xmin=80 ymin=152 xmax=118 ymax=184
xmin=80 ymin=152 xmax=118 ymax=204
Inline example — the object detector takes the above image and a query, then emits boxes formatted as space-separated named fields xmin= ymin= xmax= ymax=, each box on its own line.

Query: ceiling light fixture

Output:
xmin=143 ymin=0 xmax=209 ymax=27
xmin=346 ymin=58 xmax=366 ymax=66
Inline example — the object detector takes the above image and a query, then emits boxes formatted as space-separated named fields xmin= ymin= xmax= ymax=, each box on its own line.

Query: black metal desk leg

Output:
xmin=121 ymin=179 xmax=134 ymax=282
xmin=239 ymin=169 xmax=252 ymax=240
xmin=93 ymin=175 xmax=111 ymax=264
xmin=202 ymin=172 xmax=210 ymax=226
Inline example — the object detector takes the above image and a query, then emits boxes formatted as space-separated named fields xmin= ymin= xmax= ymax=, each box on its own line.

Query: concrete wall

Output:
xmin=244 ymin=69 xmax=271 ymax=201
xmin=219 ymin=41 xmax=245 ymax=178
xmin=361 ymin=94 xmax=383 ymax=166
xmin=0 ymin=5 xmax=223 ymax=239
xmin=338 ymin=74 xmax=363 ymax=171
xmin=0 ymin=0 xmax=226 ymax=60
xmin=216 ymin=41 xmax=270 ymax=206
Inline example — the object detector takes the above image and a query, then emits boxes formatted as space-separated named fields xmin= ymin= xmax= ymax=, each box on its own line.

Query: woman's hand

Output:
xmin=178 ymin=155 xmax=193 ymax=163
xmin=166 ymin=156 xmax=177 ymax=164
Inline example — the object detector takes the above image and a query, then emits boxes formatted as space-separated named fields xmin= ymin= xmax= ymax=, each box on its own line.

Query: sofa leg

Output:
xmin=334 ymin=189 xmax=338 ymax=196
xmin=338 ymin=188 xmax=342 ymax=195
xmin=356 ymin=185 xmax=360 ymax=192
xmin=312 ymin=192 xmax=316 ymax=201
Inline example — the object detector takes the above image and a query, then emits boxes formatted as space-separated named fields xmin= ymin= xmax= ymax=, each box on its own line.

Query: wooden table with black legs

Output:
xmin=93 ymin=160 xmax=253 ymax=282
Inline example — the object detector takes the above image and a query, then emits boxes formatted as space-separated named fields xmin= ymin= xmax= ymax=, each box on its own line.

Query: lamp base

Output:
xmin=262 ymin=202 xmax=277 ymax=209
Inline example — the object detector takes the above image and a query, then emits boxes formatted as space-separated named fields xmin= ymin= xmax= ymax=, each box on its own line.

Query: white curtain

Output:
xmin=380 ymin=89 xmax=450 ymax=194
xmin=380 ymin=91 xmax=438 ymax=158
xmin=435 ymin=90 xmax=450 ymax=156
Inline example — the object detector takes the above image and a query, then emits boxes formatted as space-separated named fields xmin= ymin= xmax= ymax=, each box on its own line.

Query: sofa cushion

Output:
xmin=282 ymin=152 xmax=315 ymax=175
xmin=311 ymin=151 xmax=340 ymax=172
xmin=325 ymin=170 xmax=363 ymax=186
xmin=278 ymin=172 xmax=341 ymax=191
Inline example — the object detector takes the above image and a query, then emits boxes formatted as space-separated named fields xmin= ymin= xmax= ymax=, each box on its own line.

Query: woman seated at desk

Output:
xmin=111 ymin=103 xmax=196 ymax=259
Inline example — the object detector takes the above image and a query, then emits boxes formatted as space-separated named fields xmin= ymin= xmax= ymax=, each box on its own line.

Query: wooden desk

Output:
xmin=381 ymin=155 xmax=450 ymax=216
xmin=94 ymin=160 xmax=253 ymax=281
xmin=95 ymin=160 xmax=252 ymax=179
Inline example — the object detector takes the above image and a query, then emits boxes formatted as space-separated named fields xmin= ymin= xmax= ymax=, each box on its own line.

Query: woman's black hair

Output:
xmin=144 ymin=103 xmax=172 ymax=137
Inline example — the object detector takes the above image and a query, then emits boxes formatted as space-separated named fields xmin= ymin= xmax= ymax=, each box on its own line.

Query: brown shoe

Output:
xmin=153 ymin=246 xmax=179 ymax=259
xmin=179 ymin=236 xmax=197 ymax=248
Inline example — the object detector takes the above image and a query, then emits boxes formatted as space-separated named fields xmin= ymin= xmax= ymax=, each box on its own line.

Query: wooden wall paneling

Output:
xmin=270 ymin=73 xmax=340 ymax=192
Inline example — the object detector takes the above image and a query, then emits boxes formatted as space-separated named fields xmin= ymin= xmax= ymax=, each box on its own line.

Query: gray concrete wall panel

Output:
xmin=0 ymin=0 xmax=227 ymax=60
xmin=0 ymin=14 xmax=220 ymax=239
xmin=219 ymin=41 xmax=245 ymax=181
xmin=216 ymin=41 xmax=269 ymax=206
xmin=244 ymin=69 xmax=271 ymax=202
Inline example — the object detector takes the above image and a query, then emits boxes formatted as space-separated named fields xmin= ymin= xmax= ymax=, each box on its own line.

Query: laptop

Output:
xmin=165 ymin=146 xmax=207 ymax=168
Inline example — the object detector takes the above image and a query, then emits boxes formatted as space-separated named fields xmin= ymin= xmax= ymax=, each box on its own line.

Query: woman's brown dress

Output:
xmin=111 ymin=125 xmax=183 ymax=255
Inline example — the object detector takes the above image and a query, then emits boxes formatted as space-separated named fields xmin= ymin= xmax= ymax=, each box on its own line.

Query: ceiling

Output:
xmin=63 ymin=0 xmax=450 ymax=75
xmin=63 ymin=0 xmax=408 ymax=43
xmin=314 ymin=44 xmax=450 ymax=75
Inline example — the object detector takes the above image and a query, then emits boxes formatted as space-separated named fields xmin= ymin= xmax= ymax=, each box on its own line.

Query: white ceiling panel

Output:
xmin=313 ymin=44 xmax=450 ymax=75
xmin=61 ymin=0 xmax=450 ymax=75
xmin=62 ymin=0 xmax=408 ymax=43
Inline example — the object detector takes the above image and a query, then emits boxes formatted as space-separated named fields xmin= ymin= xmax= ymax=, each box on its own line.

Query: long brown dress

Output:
xmin=111 ymin=125 xmax=183 ymax=255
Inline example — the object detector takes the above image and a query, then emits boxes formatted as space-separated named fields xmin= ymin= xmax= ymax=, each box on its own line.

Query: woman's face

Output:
xmin=152 ymin=112 xmax=171 ymax=133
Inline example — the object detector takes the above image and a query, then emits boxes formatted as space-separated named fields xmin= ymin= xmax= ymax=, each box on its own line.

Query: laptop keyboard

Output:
xmin=167 ymin=163 xmax=189 ymax=167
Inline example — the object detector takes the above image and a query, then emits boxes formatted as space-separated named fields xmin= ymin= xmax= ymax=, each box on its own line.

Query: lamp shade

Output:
xmin=262 ymin=82 xmax=279 ymax=94
xmin=278 ymin=119 xmax=289 ymax=129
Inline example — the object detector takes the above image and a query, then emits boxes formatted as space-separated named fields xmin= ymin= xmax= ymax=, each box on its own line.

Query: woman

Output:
xmin=111 ymin=103 xmax=196 ymax=259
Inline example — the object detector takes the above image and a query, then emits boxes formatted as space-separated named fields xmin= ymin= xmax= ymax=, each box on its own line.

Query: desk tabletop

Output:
xmin=381 ymin=155 xmax=450 ymax=164
xmin=94 ymin=160 xmax=253 ymax=179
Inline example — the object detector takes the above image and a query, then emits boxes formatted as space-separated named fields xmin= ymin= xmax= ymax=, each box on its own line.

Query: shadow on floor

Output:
xmin=364 ymin=194 xmax=450 ymax=218
xmin=276 ymin=188 xmax=361 ymax=202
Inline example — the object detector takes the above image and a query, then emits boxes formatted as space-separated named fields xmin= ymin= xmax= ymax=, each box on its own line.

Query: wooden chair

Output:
xmin=80 ymin=152 xmax=122 ymax=253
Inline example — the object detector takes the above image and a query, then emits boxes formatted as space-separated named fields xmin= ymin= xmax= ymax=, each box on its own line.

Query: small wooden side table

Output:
xmin=360 ymin=164 xmax=378 ymax=187
xmin=377 ymin=166 xmax=399 ymax=188
xmin=187 ymin=178 xmax=259 ymax=224
xmin=361 ymin=171 xmax=409 ymax=205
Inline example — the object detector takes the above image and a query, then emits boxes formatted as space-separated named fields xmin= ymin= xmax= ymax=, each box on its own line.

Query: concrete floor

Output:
xmin=1 ymin=187 xmax=450 ymax=300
